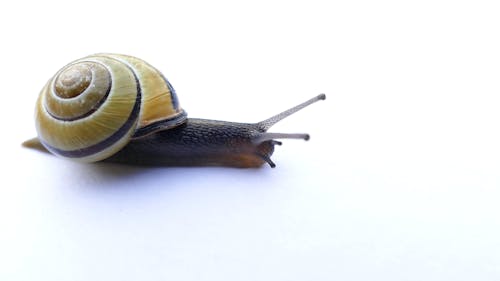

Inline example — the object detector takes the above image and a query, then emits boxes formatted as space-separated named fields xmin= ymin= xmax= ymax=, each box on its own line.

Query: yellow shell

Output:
xmin=35 ymin=53 xmax=187 ymax=162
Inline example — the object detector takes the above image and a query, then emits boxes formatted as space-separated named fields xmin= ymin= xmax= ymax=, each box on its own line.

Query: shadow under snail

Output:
xmin=23 ymin=53 xmax=326 ymax=168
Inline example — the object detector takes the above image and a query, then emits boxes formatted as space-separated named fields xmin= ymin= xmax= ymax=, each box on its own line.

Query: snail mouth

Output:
xmin=216 ymin=143 xmax=276 ymax=168
xmin=249 ymin=131 xmax=309 ymax=168
xmin=251 ymin=140 xmax=279 ymax=168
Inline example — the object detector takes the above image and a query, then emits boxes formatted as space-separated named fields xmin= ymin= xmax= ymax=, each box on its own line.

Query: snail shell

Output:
xmin=35 ymin=53 xmax=187 ymax=162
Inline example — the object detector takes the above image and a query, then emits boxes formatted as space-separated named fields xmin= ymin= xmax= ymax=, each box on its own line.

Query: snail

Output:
xmin=23 ymin=53 xmax=325 ymax=168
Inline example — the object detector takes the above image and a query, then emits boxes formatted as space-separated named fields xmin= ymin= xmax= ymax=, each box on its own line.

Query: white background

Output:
xmin=1 ymin=0 xmax=499 ymax=280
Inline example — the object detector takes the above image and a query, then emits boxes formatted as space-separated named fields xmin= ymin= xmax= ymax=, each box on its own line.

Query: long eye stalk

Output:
xmin=252 ymin=94 xmax=326 ymax=144
xmin=257 ymin=94 xmax=326 ymax=131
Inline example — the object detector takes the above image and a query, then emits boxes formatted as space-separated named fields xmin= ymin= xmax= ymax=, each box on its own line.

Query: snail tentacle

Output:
xmin=257 ymin=93 xmax=326 ymax=131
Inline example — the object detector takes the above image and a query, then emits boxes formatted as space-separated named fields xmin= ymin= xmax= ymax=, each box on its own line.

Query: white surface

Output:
xmin=1 ymin=0 xmax=499 ymax=280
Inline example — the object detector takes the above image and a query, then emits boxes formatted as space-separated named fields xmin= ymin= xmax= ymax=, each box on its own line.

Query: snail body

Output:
xmin=25 ymin=53 xmax=325 ymax=168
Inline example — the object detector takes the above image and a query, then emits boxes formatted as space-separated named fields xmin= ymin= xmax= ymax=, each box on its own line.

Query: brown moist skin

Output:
xmin=105 ymin=118 xmax=277 ymax=168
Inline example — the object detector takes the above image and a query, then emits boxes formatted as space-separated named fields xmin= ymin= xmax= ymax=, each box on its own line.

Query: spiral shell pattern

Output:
xmin=35 ymin=53 xmax=186 ymax=162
